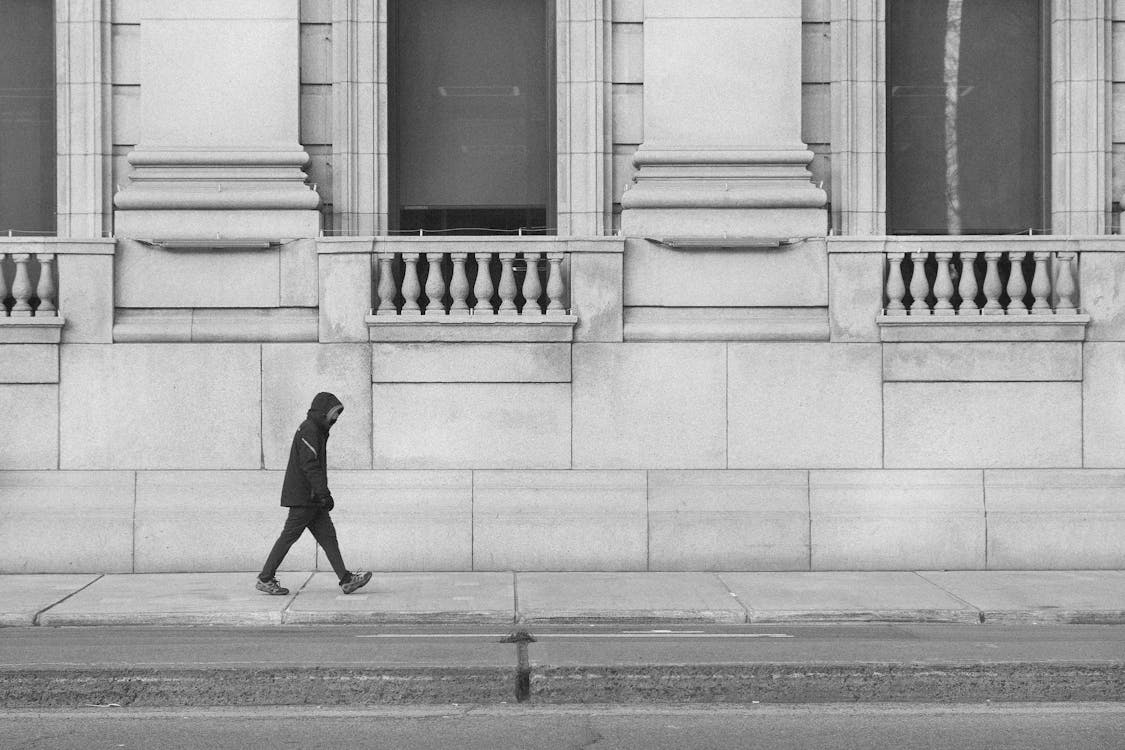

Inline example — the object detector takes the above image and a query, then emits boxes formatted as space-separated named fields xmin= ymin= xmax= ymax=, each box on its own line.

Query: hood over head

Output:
xmin=307 ymin=391 xmax=344 ymax=432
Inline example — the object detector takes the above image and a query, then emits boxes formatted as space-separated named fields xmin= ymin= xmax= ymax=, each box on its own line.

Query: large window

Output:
xmin=389 ymin=0 xmax=554 ymax=235
xmin=886 ymin=0 xmax=1047 ymax=234
xmin=0 ymin=0 xmax=55 ymax=234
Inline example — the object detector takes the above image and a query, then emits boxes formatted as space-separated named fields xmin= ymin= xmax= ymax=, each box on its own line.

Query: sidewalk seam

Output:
xmin=471 ymin=471 xmax=476 ymax=572
xmin=131 ymin=472 xmax=138 ymax=573
xmin=32 ymin=574 xmax=104 ymax=627
xmin=279 ymin=572 xmax=316 ymax=624
xmin=714 ymin=573 xmax=751 ymax=624
xmin=645 ymin=470 xmax=650 ymax=572
xmin=982 ymin=469 xmax=990 ymax=570
xmin=913 ymin=571 xmax=984 ymax=624
xmin=806 ymin=470 xmax=812 ymax=571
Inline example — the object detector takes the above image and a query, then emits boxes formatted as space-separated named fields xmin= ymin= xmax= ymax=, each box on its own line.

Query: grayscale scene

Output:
xmin=2 ymin=0 xmax=1124 ymax=747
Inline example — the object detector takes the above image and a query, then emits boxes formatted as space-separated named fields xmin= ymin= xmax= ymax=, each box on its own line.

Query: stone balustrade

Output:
xmin=0 ymin=252 xmax=57 ymax=319
xmin=884 ymin=248 xmax=1079 ymax=316
xmin=373 ymin=249 xmax=569 ymax=317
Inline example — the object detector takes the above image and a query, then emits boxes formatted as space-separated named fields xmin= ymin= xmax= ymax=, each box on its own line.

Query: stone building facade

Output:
xmin=1 ymin=0 xmax=1123 ymax=573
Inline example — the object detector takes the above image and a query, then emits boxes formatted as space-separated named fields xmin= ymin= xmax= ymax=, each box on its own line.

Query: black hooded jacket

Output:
xmin=280 ymin=392 xmax=343 ymax=507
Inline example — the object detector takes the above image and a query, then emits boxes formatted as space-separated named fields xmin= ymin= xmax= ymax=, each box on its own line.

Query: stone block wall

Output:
xmin=4 ymin=251 xmax=1125 ymax=572
xmin=7 ymin=2 xmax=1125 ymax=574
xmin=4 ymin=238 xmax=1125 ymax=572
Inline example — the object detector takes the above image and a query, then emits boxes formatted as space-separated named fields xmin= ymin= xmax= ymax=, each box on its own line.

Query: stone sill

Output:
xmin=828 ymin=236 xmax=1125 ymax=254
xmin=0 ymin=238 xmax=115 ymax=255
xmin=0 ymin=317 xmax=66 ymax=343
xmin=366 ymin=314 xmax=578 ymax=342
xmin=877 ymin=315 xmax=1090 ymax=342
xmin=319 ymin=237 xmax=624 ymax=255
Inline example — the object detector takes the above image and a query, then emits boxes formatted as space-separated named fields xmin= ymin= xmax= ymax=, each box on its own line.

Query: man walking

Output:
xmin=256 ymin=391 xmax=372 ymax=596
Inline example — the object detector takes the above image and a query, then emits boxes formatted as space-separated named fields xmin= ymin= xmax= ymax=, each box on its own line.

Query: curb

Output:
xmin=12 ymin=608 xmax=1125 ymax=627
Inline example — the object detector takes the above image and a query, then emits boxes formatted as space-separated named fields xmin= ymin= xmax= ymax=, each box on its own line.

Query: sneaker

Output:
xmin=256 ymin=577 xmax=289 ymax=596
xmin=339 ymin=571 xmax=372 ymax=594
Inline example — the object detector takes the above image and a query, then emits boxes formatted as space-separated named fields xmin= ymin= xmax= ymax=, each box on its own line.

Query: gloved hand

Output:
xmin=322 ymin=496 xmax=335 ymax=512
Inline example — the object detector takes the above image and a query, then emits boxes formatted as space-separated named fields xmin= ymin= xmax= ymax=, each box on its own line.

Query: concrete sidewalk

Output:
xmin=3 ymin=570 xmax=1124 ymax=628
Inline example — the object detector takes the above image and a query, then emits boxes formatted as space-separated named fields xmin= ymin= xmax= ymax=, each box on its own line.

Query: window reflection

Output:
xmin=887 ymin=0 xmax=1047 ymax=235
xmin=0 ymin=0 xmax=55 ymax=235
xmin=390 ymin=0 xmax=554 ymax=235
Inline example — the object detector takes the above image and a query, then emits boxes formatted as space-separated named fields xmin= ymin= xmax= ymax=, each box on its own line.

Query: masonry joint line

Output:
xmin=33 ymin=573 xmax=104 ymax=627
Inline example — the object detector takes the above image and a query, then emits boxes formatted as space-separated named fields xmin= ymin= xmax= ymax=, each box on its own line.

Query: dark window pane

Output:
xmin=0 ymin=0 xmax=55 ymax=234
xmin=887 ymin=0 xmax=1046 ymax=235
xmin=391 ymin=0 xmax=554 ymax=234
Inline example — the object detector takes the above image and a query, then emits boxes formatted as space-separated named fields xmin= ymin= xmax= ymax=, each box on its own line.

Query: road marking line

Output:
xmin=355 ymin=634 xmax=508 ymax=638
xmin=353 ymin=633 xmax=797 ymax=639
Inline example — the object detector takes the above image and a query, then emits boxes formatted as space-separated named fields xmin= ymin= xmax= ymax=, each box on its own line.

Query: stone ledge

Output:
xmin=827 ymin=236 xmax=1125 ymax=253
xmin=0 ymin=238 xmax=116 ymax=254
xmin=366 ymin=315 xmax=577 ymax=342
xmin=0 ymin=318 xmax=66 ymax=344
xmin=114 ymin=209 xmax=320 ymax=244
xmin=318 ymin=237 xmax=625 ymax=255
xmin=878 ymin=315 xmax=1090 ymax=342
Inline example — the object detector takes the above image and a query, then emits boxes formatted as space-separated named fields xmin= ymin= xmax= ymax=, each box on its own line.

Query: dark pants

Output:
xmin=260 ymin=505 xmax=349 ymax=584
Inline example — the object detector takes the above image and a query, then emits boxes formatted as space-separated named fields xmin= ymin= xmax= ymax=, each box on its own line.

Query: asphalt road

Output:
xmin=4 ymin=622 xmax=1124 ymax=669
xmin=2 ymin=704 xmax=1124 ymax=749
xmin=3 ymin=624 xmax=1122 ymax=705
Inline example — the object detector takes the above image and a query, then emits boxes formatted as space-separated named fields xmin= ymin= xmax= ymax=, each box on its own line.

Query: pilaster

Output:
xmin=556 ymin=0 xmax=613 ymax=236
xmin=56 ymin=0 xmax=113 ymax=238
xmin=1052 ymin=0 xmax=1111 ymax=234
xmin=829 ymin=0 xmax=885 ymax=235
xmin=331 ymin=0 xmax=383 ymax=236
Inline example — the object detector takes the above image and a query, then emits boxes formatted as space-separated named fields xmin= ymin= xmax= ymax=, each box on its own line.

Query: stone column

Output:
xmin=1051 ymin=0 xmax=1109 ymax=235
xmin=114 ymin=0 xmax=320 ymax=242
xmin=620 ymin=0 xmax=826 ymax=238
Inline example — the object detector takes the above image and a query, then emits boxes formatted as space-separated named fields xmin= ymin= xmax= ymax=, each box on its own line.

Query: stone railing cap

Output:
xmin=0 ymin=238 xmax=116 ymax=255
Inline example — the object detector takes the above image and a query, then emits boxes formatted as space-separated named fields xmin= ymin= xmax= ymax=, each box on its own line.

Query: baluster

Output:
xmin=10 ymin=253 xmax=33 ymax=317
xmin=521 ymin=251 xmax=542 ymax=315
xmin=375 ymin=252 xmax=397 ymax=315
xmin=932 ymin=251 xmax=955 ymax=315
xmin=449 ymin=252 xmax=470 ymax=315
xmin=0 ymin=253 xmax=8 ymax=317
xmin=424 ymin=252 xmax=446 ymax=315
xmin=35 ymin=253 xmax=56 ymax=316
xmin=884 ymin=252 xmax=907 ymax=315
xmin=956 ymin=251 xmax=978 ymax=314
xmin=1055 ymin=251 xmax=1078 ymax=314
xmin=400 ymin=252 xmax=422 ymax=315
xmin=981 ymin=251 xmax=1003 ymax=315
xmin=908 ymin=251 xmax=930 ymax=315
xmin=1030 ymin=251 xmax=1052 ymax=315
xmin=497 ymin=252 xmax=518 ymax=315
xmin=473 ymin=252 xmax=495 ymax=314
xmin=546 ymin=252 xmax=567 ymax=314
xmin=1005 ymin=250 xmax=1028 ymax=315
